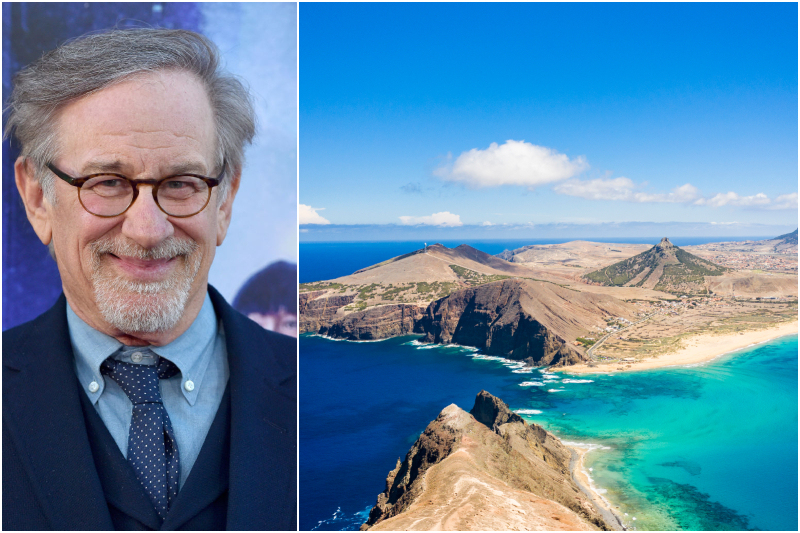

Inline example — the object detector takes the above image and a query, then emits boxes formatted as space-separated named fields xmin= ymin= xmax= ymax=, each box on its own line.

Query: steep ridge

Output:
xmin=584 ymin=237 xmax=728 ymax=293
xmin=433 ymin=243 xmax=522 ymax=274
xmin=361 ymin=391 xmax=615 ymax=531
xmin=356 ymin=243 xmax=520 ymax=275
xmin=775 ymin=228 xmax=798 ymax=246
xmin=417 ymin=278 xmax=637 ymax=366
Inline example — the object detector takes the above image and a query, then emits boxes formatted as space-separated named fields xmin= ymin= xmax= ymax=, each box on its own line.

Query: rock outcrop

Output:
xmin=469 ymin=389 xmax=524 ymax=431
xmin=299 ymin=291 xmax=355 ymax=334
xmin=361 ymin=391 xmax=614 ymax=531
xmin=319 ymin=303 xmax=426 ymax=340
xmin=417 ymin=278 xmax=636 ymax=366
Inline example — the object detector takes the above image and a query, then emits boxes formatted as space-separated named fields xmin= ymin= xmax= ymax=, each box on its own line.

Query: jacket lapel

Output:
xmin=208 ymin=286 xmax=297 ymax=531
xmin=3 ymin=294 xmax=114 ymax=530
xmin=79 ymin=388 xmax=162 ymax=529
xmin=161 ymin=385 xmax=231 ymax=530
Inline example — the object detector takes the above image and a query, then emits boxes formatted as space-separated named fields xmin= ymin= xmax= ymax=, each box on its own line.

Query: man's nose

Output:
xmin=120 ymin=185 xmax=174 ymax=248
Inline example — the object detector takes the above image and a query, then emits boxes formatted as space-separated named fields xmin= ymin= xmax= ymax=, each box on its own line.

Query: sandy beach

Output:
xmin=566 ymin=443 xmax=626 ymax=531
xmin=563 ymin=321 xmax=798 ymax=375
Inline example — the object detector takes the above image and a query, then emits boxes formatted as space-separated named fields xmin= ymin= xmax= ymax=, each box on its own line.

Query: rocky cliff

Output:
xmin=299 ymin=291 xmax=355 ymax=334
xmin=361 ymin=391 xmax=614 ymax=531
xmin=417 ymin=278 xmax=636 ymax=366
xmin=319 ymin=303 xmax=426 ymax=340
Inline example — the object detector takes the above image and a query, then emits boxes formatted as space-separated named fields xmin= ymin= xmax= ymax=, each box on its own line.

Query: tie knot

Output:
xmin=101 ymin=353 xmax=180 ymax=404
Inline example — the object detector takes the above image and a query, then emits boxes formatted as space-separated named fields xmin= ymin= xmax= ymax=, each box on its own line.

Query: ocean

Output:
xmin=299 ymin=240 xmax=798 ymax=531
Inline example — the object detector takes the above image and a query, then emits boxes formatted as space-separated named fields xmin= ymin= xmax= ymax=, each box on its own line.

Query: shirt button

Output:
xmin=89 ymin=381 xmax=100 ymax=393
xmin=184 ymin=380 xmax=195 ymax=392
xmin=131 ymin=351 xmax=143 ymax=363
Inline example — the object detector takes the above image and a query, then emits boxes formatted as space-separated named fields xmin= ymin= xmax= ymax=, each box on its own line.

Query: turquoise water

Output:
xmin=300 ymin=334 xmax=798 ymax=531
xmin=526 ymin=335 xmax=798 ymax=530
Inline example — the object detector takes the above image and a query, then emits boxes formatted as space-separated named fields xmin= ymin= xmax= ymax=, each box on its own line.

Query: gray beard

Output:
xmin=89 ymin=237 xmax=202 ymax=333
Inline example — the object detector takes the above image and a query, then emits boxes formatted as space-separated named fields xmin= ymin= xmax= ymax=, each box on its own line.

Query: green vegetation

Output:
xmin=299 ymin=282 xmax=345 ymax=292
xmin=357 ymin=283 xmax=380 ymax=300
xmin=576 ymin=337 xmax=596 ymax=346
xmin=344 ymin=301 xmax=368 ymax=312
xmin=584 ymin=247 xmax=660 ymax=286
xmin=449 ymin=264 xmax=510 ymax=286
xmin=585 ymin=242 xmax=729 ymax=293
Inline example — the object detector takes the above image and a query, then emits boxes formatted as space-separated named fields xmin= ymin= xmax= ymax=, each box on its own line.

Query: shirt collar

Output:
xmin=68 ymin=293 xmax=218 ymax=406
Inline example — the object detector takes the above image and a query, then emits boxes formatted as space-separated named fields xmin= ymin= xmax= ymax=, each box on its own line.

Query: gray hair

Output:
xmin=3 ymin=28 xmax=256 ymax=203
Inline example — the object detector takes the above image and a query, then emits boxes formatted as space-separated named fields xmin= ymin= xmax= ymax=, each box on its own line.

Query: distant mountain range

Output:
xmin=774 ymin=228 xmax=798 ymax=246
xmin=584 ymin=237 xmax=728 ymax=294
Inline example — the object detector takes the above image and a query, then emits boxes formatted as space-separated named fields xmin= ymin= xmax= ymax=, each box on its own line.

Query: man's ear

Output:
xmin=216 ymin=169 xmax=241 ymax=246
xmin=15 ymin=157 xmax=53 ymax=246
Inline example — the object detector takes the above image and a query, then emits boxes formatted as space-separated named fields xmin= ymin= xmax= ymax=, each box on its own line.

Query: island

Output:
xmin=301 ymin=234 xmax=798 ymax=372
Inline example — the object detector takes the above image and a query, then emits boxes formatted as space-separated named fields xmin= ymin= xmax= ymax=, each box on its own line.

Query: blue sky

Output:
xmin=300 ymin=3 xmax=797 ymax=239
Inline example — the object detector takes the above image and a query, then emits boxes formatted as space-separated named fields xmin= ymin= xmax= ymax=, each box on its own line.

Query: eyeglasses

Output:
xmin=46 ymin=161 xmax=226 ymax=218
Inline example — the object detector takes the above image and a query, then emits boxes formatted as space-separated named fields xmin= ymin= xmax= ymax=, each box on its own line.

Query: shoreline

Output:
xmin=561 ymin=321 xmax=798 ymax=375
xmin=565 ymin=442 xmax=627 ymax=531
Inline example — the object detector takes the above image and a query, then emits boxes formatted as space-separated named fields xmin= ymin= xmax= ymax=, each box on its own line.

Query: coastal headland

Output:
xmin=360 ymin=391 xmax=623 ymax=531
xmin=300 ymin=236 xmax=797 ymax=370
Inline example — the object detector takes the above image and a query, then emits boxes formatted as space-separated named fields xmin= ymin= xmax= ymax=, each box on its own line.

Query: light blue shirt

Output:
xmin=68 ymin=293 xmax=229 ymax=488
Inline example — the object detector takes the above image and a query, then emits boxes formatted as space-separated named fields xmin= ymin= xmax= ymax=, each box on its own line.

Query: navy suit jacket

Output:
xmin=3 ymin=286 xmax=297 ymax=530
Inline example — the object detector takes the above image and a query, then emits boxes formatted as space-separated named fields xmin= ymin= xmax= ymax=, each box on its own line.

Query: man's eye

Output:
xmin=94 ymin=178 xmax=124 ymax=189
xmin=162 ymin=178 xmax=204 ymax=192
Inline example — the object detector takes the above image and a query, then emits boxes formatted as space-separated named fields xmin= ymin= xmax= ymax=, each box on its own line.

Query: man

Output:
xmin=3 ymin=28 xmax=296 ymax=530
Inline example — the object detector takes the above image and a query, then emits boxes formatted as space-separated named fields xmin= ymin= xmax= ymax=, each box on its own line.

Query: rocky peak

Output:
xmin=469 ymin=390 xmax=524 ymax=433
xmin=656 ymin=237 xmax=674 ymax=250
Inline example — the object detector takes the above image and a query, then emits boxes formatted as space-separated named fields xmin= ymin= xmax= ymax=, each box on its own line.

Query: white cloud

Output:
xmin=770 ymin=192 xmax=798 ymax=210
xmin=481 ymin=221 xmax=495 ymax=226
xmin=554 ymin=178 xmax=700 ymax=203
xmin=435 ymin=140 xmax=588 ymax=188
xmin=299 ymin=204 xmax=331 ymax=224
xmin=398 ymin=211 xmax=463 ymax=227
xmin=695 ymin=192 xmax=771 ymax=208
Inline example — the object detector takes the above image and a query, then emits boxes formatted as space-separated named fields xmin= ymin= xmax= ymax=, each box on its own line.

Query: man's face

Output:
xmin=30 ymin=70 xmax=236 ymax=342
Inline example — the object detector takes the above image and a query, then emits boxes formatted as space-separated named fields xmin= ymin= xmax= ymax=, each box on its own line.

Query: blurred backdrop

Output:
xmin=3 ymin=2 xmax=297 ymax=332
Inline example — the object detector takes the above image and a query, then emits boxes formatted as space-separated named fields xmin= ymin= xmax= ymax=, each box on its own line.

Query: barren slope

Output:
xmin=706 ymin=271 xmax=798 ymax=299
xmin=499 ymin=240 xmax=651 ymax=270
xmin=419 ymin=278 xmax=639 ymax=366
xmin=362 ymin=391 xmax=614 ymax=531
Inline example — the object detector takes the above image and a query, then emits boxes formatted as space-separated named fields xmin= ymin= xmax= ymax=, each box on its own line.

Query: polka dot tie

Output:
xmin=101 ymin=350 xmax=180 ymax=522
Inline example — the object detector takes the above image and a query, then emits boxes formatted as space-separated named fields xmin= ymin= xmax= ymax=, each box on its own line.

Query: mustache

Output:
xmin=89 ymin=236 xmax=199 ymax=261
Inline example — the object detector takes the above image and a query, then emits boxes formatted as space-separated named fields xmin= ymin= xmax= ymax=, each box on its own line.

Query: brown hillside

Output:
xmin=362 ymin=391 xmax=616 ymax=531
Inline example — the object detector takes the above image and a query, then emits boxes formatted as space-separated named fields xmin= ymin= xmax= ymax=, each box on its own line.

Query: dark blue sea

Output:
xmin=299 ymin=240 xmax=798 ymax=531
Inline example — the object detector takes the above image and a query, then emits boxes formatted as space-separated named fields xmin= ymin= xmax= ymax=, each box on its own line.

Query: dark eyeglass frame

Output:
xmin=46 ymin=161 xmax=226 ymax=218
